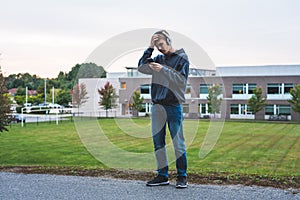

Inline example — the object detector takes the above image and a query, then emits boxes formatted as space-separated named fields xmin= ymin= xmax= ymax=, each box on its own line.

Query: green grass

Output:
xmin=0 ymin=119 xmax=299 ymax=177
xmin=0 ymin=121 xmax=101 ymax=167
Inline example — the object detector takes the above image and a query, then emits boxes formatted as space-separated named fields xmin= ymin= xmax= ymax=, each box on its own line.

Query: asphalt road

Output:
xmin=0 ymin=172 xmax=299 ymax=200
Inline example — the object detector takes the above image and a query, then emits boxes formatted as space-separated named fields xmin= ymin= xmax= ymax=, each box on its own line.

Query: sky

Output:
xmin=0 ymin=0 xmax=300 ymax=78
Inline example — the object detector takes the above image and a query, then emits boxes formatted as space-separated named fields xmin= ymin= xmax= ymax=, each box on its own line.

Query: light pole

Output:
xmin=52 ymin=86 xmax=54 ymax=104
xmin=44 ymin=79 xmax=46 ymax=105
xmin=25 ymin=86 xmax=28 ymax=106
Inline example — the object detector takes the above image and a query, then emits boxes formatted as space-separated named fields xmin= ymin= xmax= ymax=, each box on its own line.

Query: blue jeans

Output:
xmin=151 ymin=104 xmax=187 ymax=178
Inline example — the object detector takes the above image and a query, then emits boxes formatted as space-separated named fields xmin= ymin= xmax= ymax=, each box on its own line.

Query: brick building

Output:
xmin=80 ymin=65 xmax=300 ymax=120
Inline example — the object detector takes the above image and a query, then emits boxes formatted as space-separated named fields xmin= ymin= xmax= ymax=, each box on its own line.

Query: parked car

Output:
xmin=48 ymin=103 xmax=63 ymax=109
xmin=23 ymin=103 xmax=32 ymax=107
xmin=38 ymin=103 xmax=49 ymax=107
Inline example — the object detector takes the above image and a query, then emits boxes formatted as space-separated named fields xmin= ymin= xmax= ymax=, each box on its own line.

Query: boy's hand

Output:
xmin=150 ymin=34 xmax=159 ymax=49
xmin=149 ymin=62 xmax=163 ymax=72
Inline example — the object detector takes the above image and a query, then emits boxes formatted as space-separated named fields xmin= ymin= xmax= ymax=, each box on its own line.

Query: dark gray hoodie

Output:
xmin=138 ymin=48 xmax=189 ymax=105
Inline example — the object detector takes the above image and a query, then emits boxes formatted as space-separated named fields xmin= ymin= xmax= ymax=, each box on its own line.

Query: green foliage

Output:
xmin=131 ymin=90 xmax=144 ymax=117
xmin=288 ymin=84 xmax=300 ymax=114
xmin=28 ymin=94 xmax=44 ymax=105
xmin=4 ymin=62 xmax=105 ymax=110
xmin=14 ymin=94 xmax=43 ymax=106
xmin=76 ymin=63 xmax=106 ymax=79
xmin=15 ymin=87 xmax=26 ymax=96
xmin=14 ymin=95 xmax=25 ymax=105
xmin=16 ymin=106 xmax=22 ymax=113
xmin=5 ymin=63 xmax=106 ymax=92
xmin=0 ymin=68 xmax=11 ymax=132
xmin=67 ymin=64 xmax=80 ymax=81
xmin=207 ymin=84 xmax=222 ymax=117
xmin=68 ymin=63 xmax=106 ymax=85
xmin=5 ymin=72 xmax=40 ymax=90
xmin=56 ymin=89 xmax=72 ymax=106
xmin=98 ymin=82 xmax=117 ymax=117
xmin=248 ymin=87 xmax=267 ymax=116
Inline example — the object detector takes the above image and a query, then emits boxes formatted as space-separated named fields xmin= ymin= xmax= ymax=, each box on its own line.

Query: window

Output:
xmin=182 ymin=104 xmax=189 ymax=113
xmin=200 ymin=104 xmax=207 ymax=114
xmin=240 ymin=104 xmax=253 ymax=114
xmin=241 ymin=104 xmax=246 ymax=115
xmin=267 ymin=83 xmax=281 ymax=94
xmin=140 ymin=103 xmax=146 ymax=112
xmin=230 ymin=104 xmax=253 ymax=115
xmin=277 ymin=105 xmax=291 ymax=115
xmin=127 ymin=68 xmax=138 ymax=77
xmin=267 ymin=83 xmax=293 ymax=94
xmin=232 ymin=83 xmax=256 ymax=95
xmin=232 ymin=84 xmax=246 ymax=94
xmin=140 ymin=84 xmax=150 ymax=94
xmin=230 ymin=104 xmax=239 ymax=114
xmin=248 ymin=84 xmax=257 ymax=94
xmin=265 ymin=105 xmax=274 ymax=115
xmin=200 ymin=84 xmax=212 ymax=94
xmin=121 ymin=82 xmax=126 ymax=89
xmin=218 ymin=84 xmax=223 ymax=92
xmin=284 ymin=83 xmax=293 ymax=94
xmin=246 ymin=105 xmax=253 ymax=114
xmin=266 ymin=104 xmax=291 ymax=115
xmin=185 ymin=84 xmax=191 ymax=94
xmin=127 ymin=69 xmax=134 ymax=77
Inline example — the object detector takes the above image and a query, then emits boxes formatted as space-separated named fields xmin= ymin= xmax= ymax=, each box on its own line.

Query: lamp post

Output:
xmin=25 ymin=86 xmax=28 ymax=106
xmin=44 ymin=79 xmax=47 ymax=105
xmin=52 ymin=86 xmax=54 ymax=104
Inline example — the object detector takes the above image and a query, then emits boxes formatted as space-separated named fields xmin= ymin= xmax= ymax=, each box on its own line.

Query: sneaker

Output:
xmin=176 ymin=176 xmax=187 ymax=189
xmin=146 ymin=175 xmax=169 ymax=186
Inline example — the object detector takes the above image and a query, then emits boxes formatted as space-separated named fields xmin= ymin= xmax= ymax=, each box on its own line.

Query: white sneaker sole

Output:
xmin=146 ymin=181 xmax=170 ymax=186
xmin=176 ymin=183 xmax=188 ymax=189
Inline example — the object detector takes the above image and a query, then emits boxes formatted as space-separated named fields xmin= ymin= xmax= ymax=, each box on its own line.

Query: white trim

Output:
xmin=230 ymin=114 xmax=255 ymax=119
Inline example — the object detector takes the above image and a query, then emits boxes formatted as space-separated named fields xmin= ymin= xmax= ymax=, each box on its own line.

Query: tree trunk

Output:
xmin=133 ymin=110 xmax=139 ymax=118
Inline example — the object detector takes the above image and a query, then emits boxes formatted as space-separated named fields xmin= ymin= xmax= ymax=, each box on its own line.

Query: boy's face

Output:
xmin=154 ymin=36 xmax=170 ymax=55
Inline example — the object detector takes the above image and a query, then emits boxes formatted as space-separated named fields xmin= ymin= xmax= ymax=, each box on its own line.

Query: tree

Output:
xmin=56 ymin=89 xmax=72 ymax=106
xmin=67 ymin=63 xmax=106 ymax=86
xmin=247 ymin=86 xmax=267 ymax=119
xmin=98 ymin=81 xmax=117 ymax=118
xmin=5 ymin=72 xmax=40 ymax=90
xmin=0 ymin=68 xmax=11 ymax=132
xmin=131 ymin=90 xmax=144 ymax=117
xmin=72 ymin=83 xmax=88 ymax=114
xmin=207 ymin=84 xmax=222 ymax=118
xmin=15 ymin=87 xmax=26 ymax=96
xmin=14 ymin=95 xmax=26 ymax=106
xmin=67 ymin=64 xmax=81 ymax=82
xmin=76 ymin=63 xmax=106 ymax=79
xmin=288 ymin=84 xmax=300 ymax=121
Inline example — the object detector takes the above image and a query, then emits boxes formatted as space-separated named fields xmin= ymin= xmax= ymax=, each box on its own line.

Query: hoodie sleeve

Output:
xmin=161 ymin=55 xmax=189 ymax=86
xmin=138 ymin=48 xmax=154 ymax=75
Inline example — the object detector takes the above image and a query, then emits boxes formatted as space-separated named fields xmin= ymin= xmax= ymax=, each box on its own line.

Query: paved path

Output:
xmin=0 ymin=172 xmax=299 ymax=200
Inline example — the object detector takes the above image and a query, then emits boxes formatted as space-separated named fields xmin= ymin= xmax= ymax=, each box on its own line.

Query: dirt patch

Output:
xmin=0 ymin=166 xmax=299 ymax=192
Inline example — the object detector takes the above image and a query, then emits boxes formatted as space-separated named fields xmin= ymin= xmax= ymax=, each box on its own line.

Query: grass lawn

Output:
xmin=0 ymin=118 xmax=299 ymax=178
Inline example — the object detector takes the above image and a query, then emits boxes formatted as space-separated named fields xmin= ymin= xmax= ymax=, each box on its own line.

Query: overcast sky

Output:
xmin=1 ymin=0 xmax=300 ymax=78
